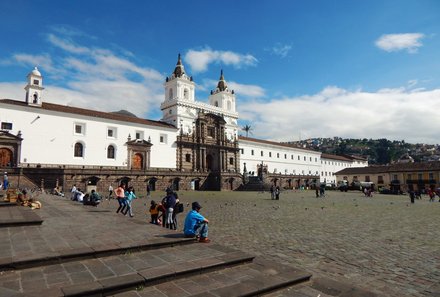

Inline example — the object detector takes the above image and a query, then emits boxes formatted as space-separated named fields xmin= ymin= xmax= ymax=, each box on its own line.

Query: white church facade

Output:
xmin=0 ymin=56 xmax=367 ymax=191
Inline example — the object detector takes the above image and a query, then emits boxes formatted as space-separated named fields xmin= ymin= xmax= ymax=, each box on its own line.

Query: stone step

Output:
xmin=0 ymin=206 xmax=43 ymax=228
xmin=110 ymin=258 xmax=312 ymax=297
xmin=1 ymin=243 xmax=255 ymax=296
xmin=0 ymin=235 xmax=196 ymax=271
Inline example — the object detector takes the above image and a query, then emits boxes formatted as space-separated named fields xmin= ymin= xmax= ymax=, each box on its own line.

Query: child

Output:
xmin=149 ymin=200 xmax=159 ymax=224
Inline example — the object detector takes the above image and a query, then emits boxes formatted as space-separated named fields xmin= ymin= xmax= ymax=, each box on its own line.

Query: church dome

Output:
xmin=30 ymin=67 xmax=41 ymax=76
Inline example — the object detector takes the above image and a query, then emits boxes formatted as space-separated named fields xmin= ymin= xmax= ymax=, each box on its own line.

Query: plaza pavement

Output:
xmin=167 ymin=189 xmax=439 ymax=297
xmin=0 ymin=188 xmax=438 ymax=296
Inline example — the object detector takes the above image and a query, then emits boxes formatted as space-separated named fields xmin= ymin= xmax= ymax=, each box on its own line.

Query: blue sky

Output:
xmin=1 ymin=0 xmax=440 ymax=144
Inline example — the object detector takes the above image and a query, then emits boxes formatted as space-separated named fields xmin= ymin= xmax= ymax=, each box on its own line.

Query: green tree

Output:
xmin=242 ymin=124 xmax=253 ymax=137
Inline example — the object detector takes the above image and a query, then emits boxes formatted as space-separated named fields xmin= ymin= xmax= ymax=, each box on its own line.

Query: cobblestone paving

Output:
xmin=141 ymin=190 xmax=440 ymax=297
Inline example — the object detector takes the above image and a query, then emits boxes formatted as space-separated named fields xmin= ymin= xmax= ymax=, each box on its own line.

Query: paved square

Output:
xmin=161 ymin=189 xmax=440 ymax=297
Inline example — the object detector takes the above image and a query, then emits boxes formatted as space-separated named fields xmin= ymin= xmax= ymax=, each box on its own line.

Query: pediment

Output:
xmin=0 ymin=131 xmax=23 ymax=141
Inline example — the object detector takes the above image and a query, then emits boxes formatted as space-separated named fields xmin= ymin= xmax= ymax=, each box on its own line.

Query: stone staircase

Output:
xmin=1 ymin=238 xmax=312 ymax=297
xmin=236 ymin=176 xmax=269 ymax=192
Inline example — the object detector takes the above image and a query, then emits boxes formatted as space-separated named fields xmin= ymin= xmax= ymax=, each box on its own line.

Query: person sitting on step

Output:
xmin=183 ymin=201 xmax=210 ymax=243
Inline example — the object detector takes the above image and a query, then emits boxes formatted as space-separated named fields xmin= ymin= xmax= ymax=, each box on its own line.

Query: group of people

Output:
xmin=70 ymin=182 xmax=210 ymax=242
xmin=149 ymin=188 xmax=183 ymax=230
xmin=115 ymin=184 xmax=137 ymax=217
xmin=315 ymin=184 xmax=326 ymax=198
xmin=269 ymin=185 xmax=281 ymax=200
xmin=148 ymin=188 xmax=209 ymax=242
xmin=70 ymin=185 xmax=101 ymax=206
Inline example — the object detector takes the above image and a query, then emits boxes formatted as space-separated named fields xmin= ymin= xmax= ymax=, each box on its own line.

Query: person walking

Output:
xmin=123 ymin=186 xmax=136 ymax=217
xmin=164 ymin=188 xmax=177 ymax=229
xmin=146 ymin=184 xmax=151 ymax=198
xmin=108 ymin=184 xmax=114 ymax=200
xmin=270 ymin=185 xmax=275 ymax=200
xmin=115 ymin=184 xmax=126 ymax=213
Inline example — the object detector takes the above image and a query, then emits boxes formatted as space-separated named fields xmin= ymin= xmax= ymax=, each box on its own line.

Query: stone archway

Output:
xmin=0 ymin=148 xmax=12 ymax=167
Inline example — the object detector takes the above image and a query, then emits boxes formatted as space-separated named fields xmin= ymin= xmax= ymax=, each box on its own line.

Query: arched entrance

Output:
xmin=132 ymin=153 xmax=143 ymax=170
xmin=193 ymin=178 xmax=200 ymax=190
xmin=206 ymin=154 xmax=213 ymax=171
xmin=172 ymin=178 xmax=180 ymax=191
xmin=0 ymin=148 xmax=12 ymax=167
xmin=148 ymin=177 xmax=157 ymax=191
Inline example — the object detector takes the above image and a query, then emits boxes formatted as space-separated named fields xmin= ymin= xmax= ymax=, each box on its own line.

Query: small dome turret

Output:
xmin=173 ymin=53 xmax=185 ymax=78
xmin=216 ymin=69 xmax=227 ymax=91
xmin=30 ymin=66 xmax=41 ymax=77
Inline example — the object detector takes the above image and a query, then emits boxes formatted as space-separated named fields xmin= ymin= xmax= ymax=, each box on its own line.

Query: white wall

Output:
xmin=239 ymin=139 xmax=322 ymax=178
xmin=0 ymin=103 xmax=177 ymax=168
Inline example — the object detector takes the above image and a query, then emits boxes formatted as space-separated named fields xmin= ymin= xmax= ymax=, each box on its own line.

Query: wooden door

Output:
xmin=0 ymin=148 xmax=12 ymax=167
xmin=132 ymin=153 xmax=143 ymax=170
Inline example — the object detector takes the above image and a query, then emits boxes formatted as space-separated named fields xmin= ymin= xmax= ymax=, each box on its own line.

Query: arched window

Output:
xmin=184 ymin=88 xmax=189 ymax=99
xmin=168 ymin=88 xmax=173 ymax=100
xmin=74 ymin=142 xmax=83 ymax=157
xmin=215 ymin=101 xmax=219 ymax=107
xmin=107 ymin=145 xmax=115 ymax=159
xmin=33 ymin=93 xmax=38 ymax=103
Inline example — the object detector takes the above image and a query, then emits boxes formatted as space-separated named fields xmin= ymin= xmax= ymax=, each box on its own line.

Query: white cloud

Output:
xmin=238 ymin=86 xmax=440 ymax=144
xmin=197 ymin=78 xmax=265 ymax=98
xmin=268 ymin=43 xmax=292 ymax=58
xmin=228 ymin=82 xmax=265 ymax=98
xmin=185 ymin=48 xmax=258 ymax=73
xmin=47 ymin=34 xmax=90 ymax=54
xmin=3 ymin=33 xmax=165 ymax=118
xmin=375 ymin=33 xmax=425 ymax=53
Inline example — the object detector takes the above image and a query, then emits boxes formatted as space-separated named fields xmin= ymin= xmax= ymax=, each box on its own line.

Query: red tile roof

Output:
xmin=238 ymin=136 xmax=319 ymax=153
xmin=0 ymin=99 xmax=177 ymax=129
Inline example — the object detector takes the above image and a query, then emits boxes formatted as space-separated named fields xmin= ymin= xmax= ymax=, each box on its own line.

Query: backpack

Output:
xmin=176 ymin=202 xmax=184 ymax=213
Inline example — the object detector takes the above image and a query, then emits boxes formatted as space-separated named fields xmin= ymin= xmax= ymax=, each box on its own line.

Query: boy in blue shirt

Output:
xmin=183 ymin=202 xmax=210 ymax=243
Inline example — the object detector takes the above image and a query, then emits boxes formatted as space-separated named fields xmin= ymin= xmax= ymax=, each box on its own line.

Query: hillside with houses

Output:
xmin=287 ymin=138 xmax=440 ymax=165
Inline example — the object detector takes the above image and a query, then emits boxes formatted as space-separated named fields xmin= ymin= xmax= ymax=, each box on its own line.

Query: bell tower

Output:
xmin=24 ymin=67 xmax=44 ymax=107
xmin=161 ymin=54 xmax=196 ymax=132
xmin=208 ymin=70 xmax=236 ymax=112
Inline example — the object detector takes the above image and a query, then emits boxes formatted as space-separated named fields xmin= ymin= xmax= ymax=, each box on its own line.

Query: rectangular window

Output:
xmin=74 ymin=123 xmax=85 ymax=135
xmin=365 ymin=176 xmax=370 ymax=182
xmin=261 ymin=151 xmax=264 ymax=157
xmin=291 ymin=155 xmax=293 ymax=160
xmin=418 ymin=173 xmax=423 ymax=180
xmin=1 ymin=122 xmax=12 ymax=130
xmin=207 ymin=127 xmax=215 ymax=137
xmin=378 ymin=176 xmax=384 ymax=184
xmin=240 ymin=149 xmax=244 ymax=154
xmin=284 ymin=154 xmax=287 ymax=159
xmin=160 ymin=134 xmax=167 ymax=144
xmin=277 ymin=153 xmax=280 ymax=158
xmin=107 ymin=127 xmax=117 ymax=138
xmin=135 ymin=131 xmax=144 ymax=140
xmin=298 ymin=156 xmax=300 ymax=160
xmin=185 ymin=154 xmax=191 ymax=162
xmin=251 ymin=150 xmax=254 ymax=156
xmin=33 ymin=79 xmax=39 ymax=85
xmin=393 ymin=174 xmax=398 ymax=181
xmin=269 ymin=152 xmax=272 ymax=157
